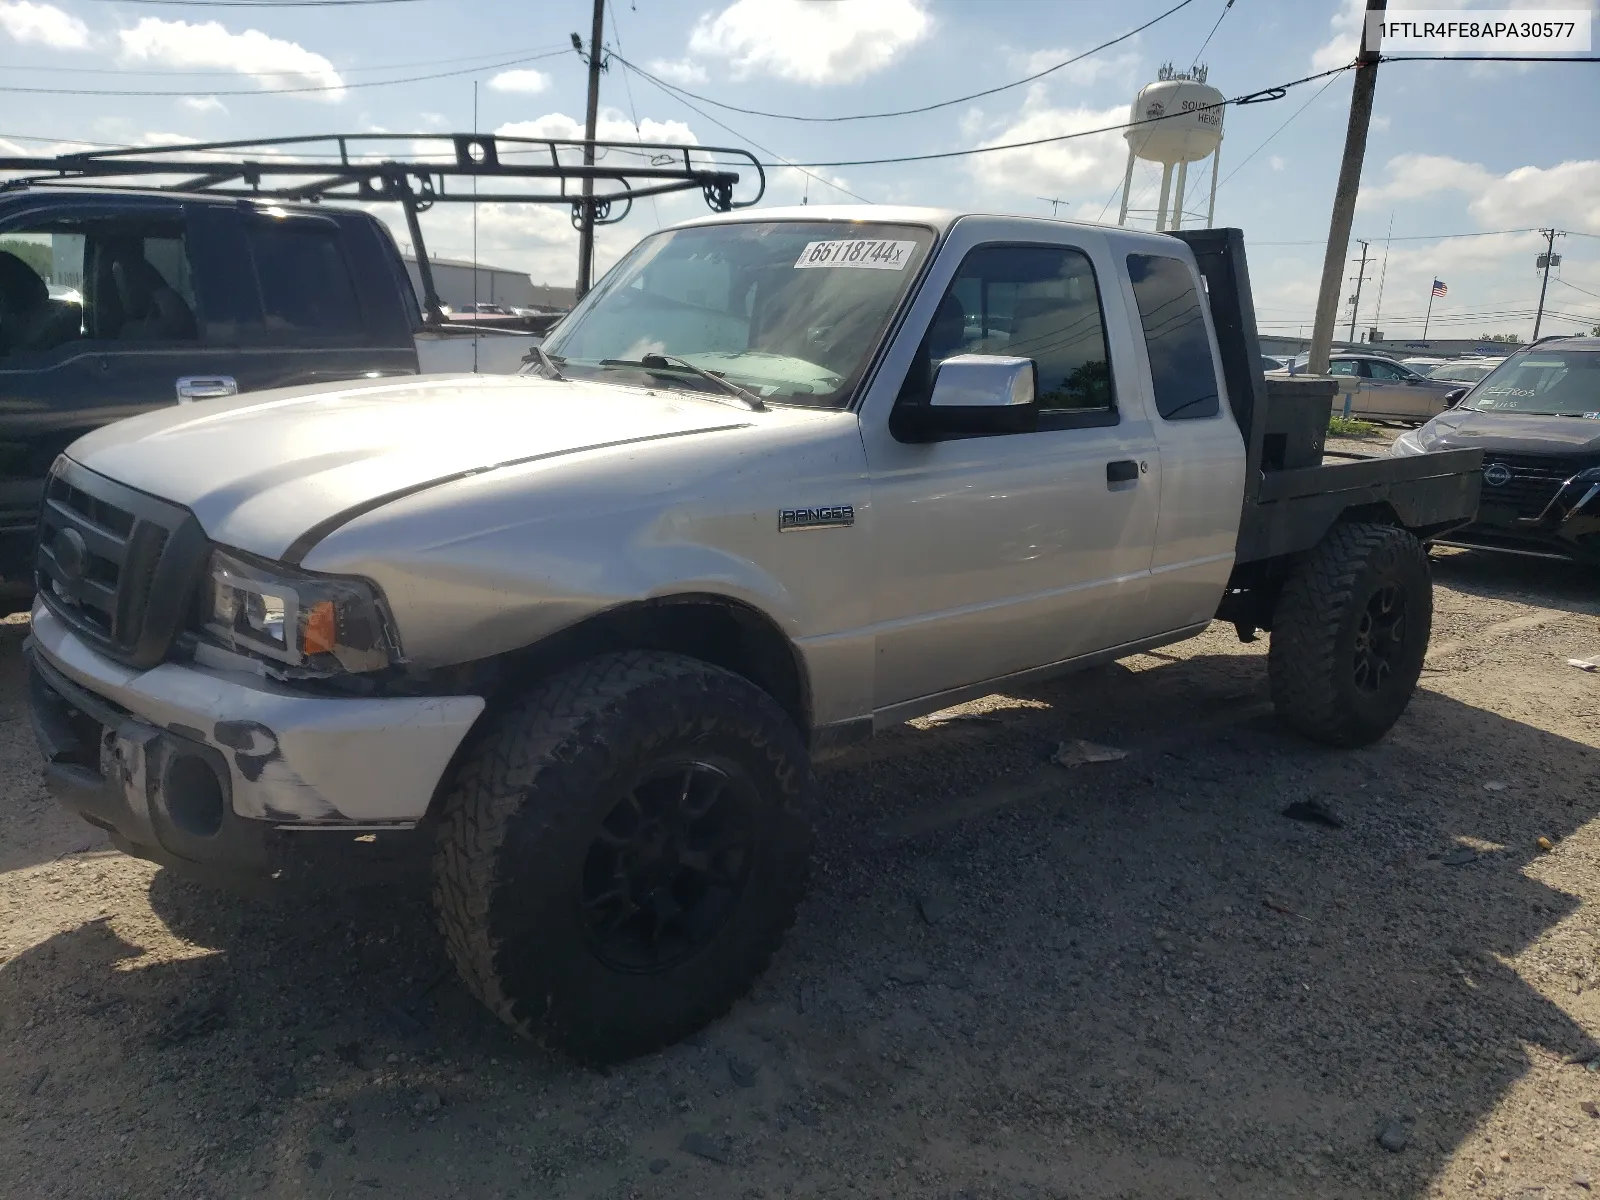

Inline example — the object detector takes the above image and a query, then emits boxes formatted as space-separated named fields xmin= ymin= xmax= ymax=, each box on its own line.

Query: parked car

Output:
xmin=1274 ymin=352 xmax=1463 ymax=424
xmin=25 ymin=211 xmax=1482 ymax=1061
xmin=1390 ymin=337 xmax=1600 ymax=562
xmin=0 ymin=185 xmax=538 ymax=614
xmin=1426 ymin=357 xmax=1505 ymax=384
xmin=1260 ymin=354 xmax=1287 ymax=371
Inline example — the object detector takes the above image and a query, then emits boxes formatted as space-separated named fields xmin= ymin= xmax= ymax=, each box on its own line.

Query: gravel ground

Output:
xmin=4 ymin=483 xmax=1600 ymax=1198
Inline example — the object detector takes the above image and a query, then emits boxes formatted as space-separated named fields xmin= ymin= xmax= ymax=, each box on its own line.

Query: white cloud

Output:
xmin=1269 ymin=155 xmax=1286 ymax=171
xmin=1359 ymin=153 xmax=1600 ymax=234
xmin=646 ymin=57 xmax=708 ymax=86
xmin=117 ymin=18 xmax=345 ymax=102
xmin=180 ymin=96 xmax=227 ymax=115
xmin=1019 ymin=45 xmax=1141 ymax=90
xmin=1311 ymin=0 xmax=1362 ymax=71
xmin=487 ymin=68 xmax=550 ymax=94
xmin=0 ymin=0 xmax=87 ymax=48
xmin=965 ymin=92 xmax=1131 ymax=212
xmin=688 ymin=0 xmax=931 ymax=85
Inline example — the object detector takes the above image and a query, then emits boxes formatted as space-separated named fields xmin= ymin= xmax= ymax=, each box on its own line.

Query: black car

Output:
xmin=1389 ymin=337 xmax=1600 ymax=562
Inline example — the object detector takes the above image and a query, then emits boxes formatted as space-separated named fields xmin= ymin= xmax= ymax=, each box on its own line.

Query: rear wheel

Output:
xmin=432 ymin=651 xmax=814 ymax=1062
xmin=1268 ymin=522 xmax=1432 ymax=747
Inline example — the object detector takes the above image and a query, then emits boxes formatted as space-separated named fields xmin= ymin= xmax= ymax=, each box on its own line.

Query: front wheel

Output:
xmin=1268 ymin=523 xmax=1432 ymax=747
xmin=432 ymin=651 xmax=814 ymax=1062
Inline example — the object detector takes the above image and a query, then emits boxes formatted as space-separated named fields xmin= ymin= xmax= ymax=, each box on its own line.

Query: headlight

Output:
xmin=1390 ymin=429 xmax=1427 ymax=457
xmin=203 ymin=550 xmax=399 ymax=675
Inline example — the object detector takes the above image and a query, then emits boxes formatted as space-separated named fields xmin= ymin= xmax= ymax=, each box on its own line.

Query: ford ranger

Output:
xmin=24 ymin=207 xmax=1483 ymax=1062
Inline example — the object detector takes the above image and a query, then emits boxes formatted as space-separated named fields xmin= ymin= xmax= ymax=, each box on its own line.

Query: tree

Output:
xmin=0 ymin=237 xmax=54 ymax=284
xmin=1478 ymin=333 xmax=1523 ymax=344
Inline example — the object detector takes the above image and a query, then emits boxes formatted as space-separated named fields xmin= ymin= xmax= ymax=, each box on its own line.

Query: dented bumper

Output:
xmin=27 ymin=603 xmax=483 ymax=873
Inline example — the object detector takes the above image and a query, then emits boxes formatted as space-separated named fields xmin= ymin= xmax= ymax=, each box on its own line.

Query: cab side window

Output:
xmin=897 ymin=243 xmax=1116 ymax=429
xmin=1126 ymin=253 xmax=1220 ymax=420
xmin=0 ymin=218 xmax=197 ymax=361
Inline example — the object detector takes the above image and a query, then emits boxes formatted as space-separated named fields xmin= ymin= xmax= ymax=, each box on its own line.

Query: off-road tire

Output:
xmin=1268 ymin=522 xmax=1432 ymax=748
xmin=432 ymin=651 xmax=814 ymax=1062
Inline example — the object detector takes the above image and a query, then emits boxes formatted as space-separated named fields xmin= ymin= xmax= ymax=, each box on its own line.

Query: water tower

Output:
xmin=1117 ymin=63 xmax=1225 ymax=231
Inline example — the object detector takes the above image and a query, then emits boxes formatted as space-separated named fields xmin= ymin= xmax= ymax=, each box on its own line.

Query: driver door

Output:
xmin=857 ymin=222 xmax=1163 ymax=716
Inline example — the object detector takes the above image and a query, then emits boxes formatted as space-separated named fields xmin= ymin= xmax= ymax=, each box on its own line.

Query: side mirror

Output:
xmin=1445 ymin=387 xmax=1468 ymax=407
xmin=899 ymin=354 xmax=1038 ymax=440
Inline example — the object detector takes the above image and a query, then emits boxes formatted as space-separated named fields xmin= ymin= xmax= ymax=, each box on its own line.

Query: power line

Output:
xmin=746 ymin=65 xmax=1352 ymax=168
xmin=0 ymin=48 xmax=567 ymax=97
xmin=83 ymin=0 xmax=424 ymax=6
xmin=1191 ymin=0 xmax=1235 ymax=65
xmin=1251 ymin=228 xmax=1541 ymax=246
xmin=0 ymin=43 xmax=566 ymax=77
xmin=1553 ymin=277 xmax=1600 ymax=302
xmin=611 ymin=0 xmax=1200 ymax=124
xmin=616 ymin=59 xmax=874 ymax=204
xmin=1214 ymin=70 xmax=1342 ymax=190
xmin=605 ymin=0 xmax=662 ymax=230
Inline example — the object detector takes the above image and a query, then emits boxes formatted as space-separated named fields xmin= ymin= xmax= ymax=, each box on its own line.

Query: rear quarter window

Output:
xmin=1126 ymin=253 xmax=1220 ymax=420
xmin=247 ymin=222 xmax=363 ymax=337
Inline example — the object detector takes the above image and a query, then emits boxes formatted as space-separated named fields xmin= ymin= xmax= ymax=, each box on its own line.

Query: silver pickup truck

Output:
xmin=25 ymin=207 xmax=1483 ymax=1061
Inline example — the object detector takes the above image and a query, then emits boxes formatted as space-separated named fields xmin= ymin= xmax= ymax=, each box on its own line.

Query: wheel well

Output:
xmin=471 ymin=595 xmax=809 ymax=735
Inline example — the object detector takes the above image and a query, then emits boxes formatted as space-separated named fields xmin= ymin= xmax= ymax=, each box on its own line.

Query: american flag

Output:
xmin=1431 ymin=279 xmax=1448 ymax=297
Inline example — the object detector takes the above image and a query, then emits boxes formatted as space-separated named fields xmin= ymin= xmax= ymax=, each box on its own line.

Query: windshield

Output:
xmin=541 ymin=220 xmax=936 ymax=408
xmin=1429 ymin=361 xmax=1498 ymax=383
xmin=1466 ymin=350 xmax=1600 ymax=416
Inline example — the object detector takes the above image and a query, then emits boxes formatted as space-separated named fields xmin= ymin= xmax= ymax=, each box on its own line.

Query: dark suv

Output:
xmin=1388 ymin=337 xmax=1600 ymax=562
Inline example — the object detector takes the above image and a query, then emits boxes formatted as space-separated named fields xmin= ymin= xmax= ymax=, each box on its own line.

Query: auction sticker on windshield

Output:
xmin=794 ymin=239 xmax=916 ymax=270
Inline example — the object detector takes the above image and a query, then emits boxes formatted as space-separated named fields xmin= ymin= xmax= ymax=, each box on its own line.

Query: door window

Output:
xmin=1366 ymin=360 xmax=1408 ymax=381
xmin=246 ymin=221 xmax=363 ymax=336
xmin=899 ymin=243 xmax=1115 ymax=428
xmin=0 ymin=218 xmax=196 ymax=360
xmin=1126 ymin=253 xmax=1220 ymax=420
xmin=1326 ymin=359 xmax=1358 ymax=376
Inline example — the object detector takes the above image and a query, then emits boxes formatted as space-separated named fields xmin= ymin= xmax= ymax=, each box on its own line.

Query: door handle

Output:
xmin=175 ymin=375 xmax=238 ymax=403
xmin=1106 ymin=459 xmax=1140 ymax=485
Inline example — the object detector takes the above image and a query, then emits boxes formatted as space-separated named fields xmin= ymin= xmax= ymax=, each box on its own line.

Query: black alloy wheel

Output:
xmin=581 ymin=760 xmax=755 ymax=973
xmin=1352 ymin=582 xmax=1407 ymax=695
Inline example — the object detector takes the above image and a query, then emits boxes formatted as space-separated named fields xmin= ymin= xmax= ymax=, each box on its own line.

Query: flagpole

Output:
xmin=1423 ymin=285 xmax=1435 ymax=340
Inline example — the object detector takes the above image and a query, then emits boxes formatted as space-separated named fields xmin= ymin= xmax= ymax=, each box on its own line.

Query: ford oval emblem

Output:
xmin=53 ymin=527 xmax=88 ymax=581
xmin=1483 ymin=463 xmax=1513 ymax=487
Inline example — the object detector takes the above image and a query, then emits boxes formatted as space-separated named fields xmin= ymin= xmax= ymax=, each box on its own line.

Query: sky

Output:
xmin=0 ymin=0 xmax=1595 ymax=342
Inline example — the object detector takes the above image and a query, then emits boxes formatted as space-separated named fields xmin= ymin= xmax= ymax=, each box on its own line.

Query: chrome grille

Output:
xmin=1479 ymin=453 xmax=1586 ymax=519
xmin=35 ymin=459 xmax=207 ymax=668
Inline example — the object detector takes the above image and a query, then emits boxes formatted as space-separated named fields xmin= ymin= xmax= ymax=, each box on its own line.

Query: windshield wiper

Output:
xmin=523 ymin=344 xmax=568 ymax=381
xmin=597 ymin=354 xmax=766 ymax=412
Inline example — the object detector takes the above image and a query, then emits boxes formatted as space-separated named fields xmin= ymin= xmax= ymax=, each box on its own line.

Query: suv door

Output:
xmin=0 ymin=200 xmax=228 ymax=593
xmin=859 ymin=223 xmax=1162 ymax=713
xmin=190 ymin=205 xmax=417 ymax=394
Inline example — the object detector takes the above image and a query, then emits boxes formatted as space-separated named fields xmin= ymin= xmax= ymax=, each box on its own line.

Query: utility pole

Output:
xmin=1308 ymin=0 xmax=1385 ymax=375
xmin=1532 ymin=227 xmax=1562 ymax=341
xmin=1346 ymin=239 xmax=1372 ymax=343
xmin=573 ymin=0 xmax=606 ymax=300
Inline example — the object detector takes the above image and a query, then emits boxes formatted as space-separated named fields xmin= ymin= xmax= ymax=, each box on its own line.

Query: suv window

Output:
xmin=1126 ymin=253 xmax=1220 ymax=420
xmin=0 ymin=219 xmax=196 ymax=359
xmin=914 ymin=244 xmax=1115 ymax=419
xmin=1327 ymin=360 xmax=1358 ymax=377
xmin=247 ymin=221 xmax=362 ymax=336
xmin=1366 ymin=359 xmax=1408 ymax=381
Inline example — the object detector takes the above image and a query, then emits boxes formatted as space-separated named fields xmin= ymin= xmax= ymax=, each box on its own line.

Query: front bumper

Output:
xmin=1435 ymin=480 xmax=1600 ymax=564
xmin=27 ymin=603 xmax=485 ymax=875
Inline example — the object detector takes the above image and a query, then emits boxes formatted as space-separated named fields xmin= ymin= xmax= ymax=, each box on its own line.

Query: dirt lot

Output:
xmin=4 ymin=508 xmax=1600 ymax=1198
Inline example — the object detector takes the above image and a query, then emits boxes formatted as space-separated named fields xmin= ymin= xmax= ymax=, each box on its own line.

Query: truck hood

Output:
xmin=66 ymin=374 xmax=755 ymax=561
xmin=1417 ymin=409 xmax=1600 ymax=458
